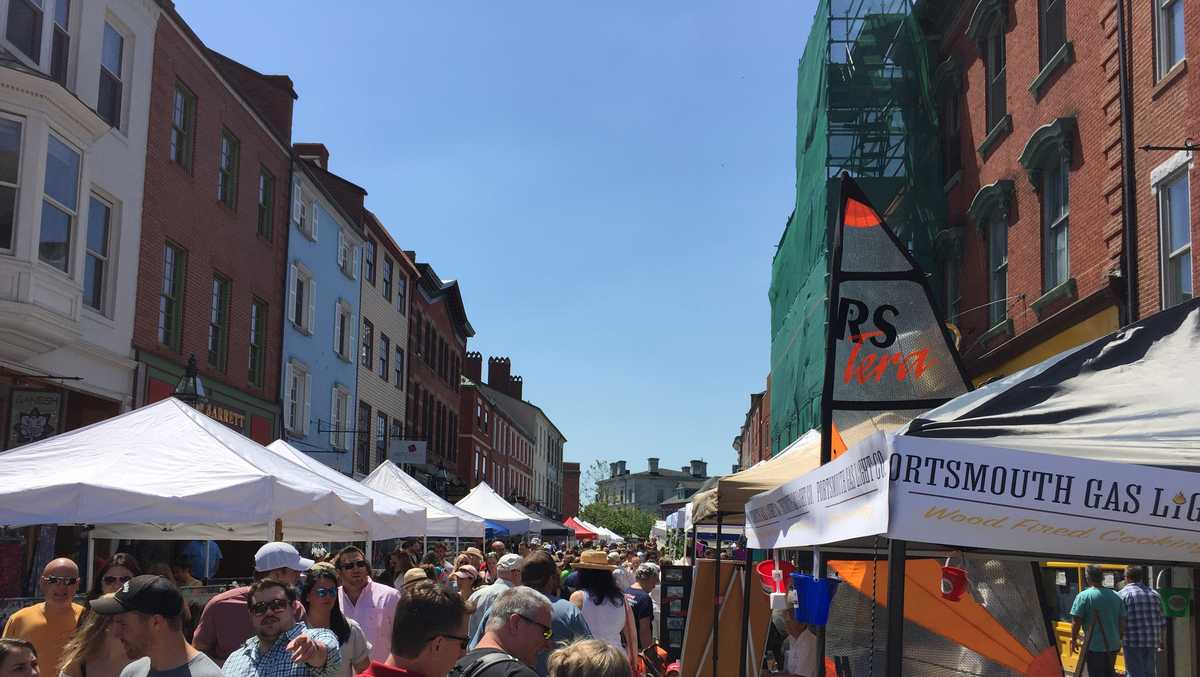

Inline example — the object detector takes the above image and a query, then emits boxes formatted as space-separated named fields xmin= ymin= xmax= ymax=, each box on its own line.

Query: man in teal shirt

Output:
xmin=1070 ymin=564 xmax=1126 ymax=677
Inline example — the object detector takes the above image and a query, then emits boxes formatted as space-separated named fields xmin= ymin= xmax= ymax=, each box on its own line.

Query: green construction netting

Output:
xmin=769 ymin=0 xmax=947 ymax=455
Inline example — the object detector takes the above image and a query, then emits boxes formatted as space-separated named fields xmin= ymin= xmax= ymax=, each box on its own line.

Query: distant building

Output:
xmin=733 ymin=376 xmax=770 ymax=470
xmin=562 ymin=461 xmax=580 ymax=518
xmin=596 ymin=458 xmax=709 ymax=517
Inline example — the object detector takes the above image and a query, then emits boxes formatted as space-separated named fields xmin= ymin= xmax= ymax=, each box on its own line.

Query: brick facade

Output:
xmin=562 ymin=461 xmax=580 ymax=518
xmin=735 ymin=375 xmax=771 ymax=468
xmin=134 ymin=13 xmax=292 ymax=441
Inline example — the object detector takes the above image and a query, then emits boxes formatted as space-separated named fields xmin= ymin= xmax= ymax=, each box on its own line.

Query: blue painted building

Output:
xmin=280 ymin=144 xmax=366 ymax=474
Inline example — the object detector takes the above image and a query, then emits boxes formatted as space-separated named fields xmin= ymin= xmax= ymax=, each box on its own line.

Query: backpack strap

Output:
xmin=449 ymin=651 xmax=521 ymax=677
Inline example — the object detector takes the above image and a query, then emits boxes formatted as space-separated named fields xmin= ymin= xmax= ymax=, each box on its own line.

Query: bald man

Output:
xmin=490 ymin=541 xmax=507 ymax=557
xmin=3 ymin=558 xmax=85 ymax=674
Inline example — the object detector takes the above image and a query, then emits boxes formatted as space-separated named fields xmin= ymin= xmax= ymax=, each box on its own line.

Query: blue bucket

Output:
xmin=790 ymin=573 xmax=840 ymax=626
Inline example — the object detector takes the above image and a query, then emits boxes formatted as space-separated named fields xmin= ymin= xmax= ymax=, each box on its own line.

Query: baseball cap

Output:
xmin=636 ymin=562 xmax=661 ymax=579
xmin=528 ymin=537 xmax=542 ymax=546
xmin=90 ymin=575 xmax=183 ymax=616
xmin=497 ymin=554 xmax=524 ymax=572
xmin=254 ymin=542 xmax=313 ymax=573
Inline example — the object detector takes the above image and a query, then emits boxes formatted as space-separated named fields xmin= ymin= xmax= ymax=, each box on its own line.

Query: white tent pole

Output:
xmin=86 ymin=532 xmax=95 ymax=588
xmin=204 ymin=539 xmax=211 ymax=579
xmin=365 ymin=540 xmax=373 ymax=570
xmin=423 ymin=535 xmax=427 ymax=555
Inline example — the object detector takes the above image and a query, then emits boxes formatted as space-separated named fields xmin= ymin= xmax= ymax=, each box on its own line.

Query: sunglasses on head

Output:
xmin=42 ymin=576 xmax=79 ymax=586
xmin=103 ymin=575 xmax=132 ymax=585
xmin=337 ymin=560 xmax=369 ymax=571
xmin=249 ymin=599 xmax=290 ymax=615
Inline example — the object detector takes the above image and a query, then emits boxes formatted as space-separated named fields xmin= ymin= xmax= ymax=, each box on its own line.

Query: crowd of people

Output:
xmin=0 ymin=536 xmax=677 ymax=677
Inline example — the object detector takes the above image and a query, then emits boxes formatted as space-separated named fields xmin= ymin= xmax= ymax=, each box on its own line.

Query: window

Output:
xmin=330 ymin=386 xmax=350 ymax=451
xmin=294 ymin=184 xmax=315 ymax=239
xmin=1156 ymin=0 xmax=1185 ymax=79
xmin=379 ymin=334 xmax=390 ymax=378
xmin=333 ymin=301 xmax=353 ymax=360
xmin=98 ymin=22 xmax=123 ymax=128
xmin=987 ymin=215 xmax=1008 ymax=327
xmin=1159 ymin=171 xmax=1193 ymax=308
xmin=394 ymin=346 xmax=405 ymax=389
xmin=0 ymin=117 xmax=20 ymax=251
xmin=1038 ymin=0 xmax=1065 ymax=66
xmin=984 ymin=29 xmax=1006 ymax=132
xmin=287 ymin=263 xmax=315 ymax=333
xmin=6 ymin=0 xmax=42 ymax=62
xmin=375 ymin=411 xmax=388 ymax=468
xmin=217 ymin=130 xmax=238 ymax=208
xmin=207 ymin=275 xmax=230 ymax=370
xmin=337 ymin=230 xmax=350 ymax=274
xmin=396 ymin=275 xmax=407 ymax=314
xmin=83 ymin=195 xmax=112 ymax=313
xmin=169 ymin=83 xmax=196 ymax=169
xmin=158 ymin=242 xmax=185 ymax=350
xmin=257 ymin=168 xmax=274 ymax=240
xmin=356 ymin=401 xmax=372 ymax=475
xmin=284 ymin=361 xmax=310 ymax=435
xmin=40 ymin=134 xmax=79 ymax=272
xmin=248 ymin=298 xmax=266 ymax=387
xmin=390 ymin=419 xmax=403 ymax=445
xmin=382 ymin=256 xmax=393 ymax=301
xmin=361 ymin=318 xmax=374 ymax=368
xmin=364 ymin=238 xmax=376 ymax=285
xmin=50 ymin=0 xmax=68 ymax=85
xmin=1041 ymin=155 xmax=1069 ymax=290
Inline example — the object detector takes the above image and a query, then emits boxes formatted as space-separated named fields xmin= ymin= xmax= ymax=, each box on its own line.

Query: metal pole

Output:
xmin=86 ymin=533 xmax=95 ymax=590
xmin=1115 ymin=0 xmax=1139 ymax=324
xmin=885 ymin=539 xmax=907 ymax=677
xmin=365 ymin=540 xmax=373 ymax=571
xmin=713 ymin=514 xmax=723 ymax=677
xmin=204 ymin=539 xmax=211 ymax=579
xmin=738 ymin=549 xmax=752 ymax=677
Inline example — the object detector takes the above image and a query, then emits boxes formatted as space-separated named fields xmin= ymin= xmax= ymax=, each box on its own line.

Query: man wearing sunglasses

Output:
xmin=358 ymin=581 xmax=467 ymax=677
xmin=2 ymin=557 xmax=84 ymax=676
xmin=333 ymin=547 xmax=399 ymax=665
xmin=450 ymin=587 xmax=550 ymax=677
xmin=193 ymin=543 xmax=310 ymax=665
xmin=221 ymin=579 xmax=340 ymax=677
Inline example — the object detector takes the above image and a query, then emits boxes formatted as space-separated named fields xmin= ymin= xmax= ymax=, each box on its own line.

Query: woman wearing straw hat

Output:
xmin=569 ymin=551 xmax=637 ymax=670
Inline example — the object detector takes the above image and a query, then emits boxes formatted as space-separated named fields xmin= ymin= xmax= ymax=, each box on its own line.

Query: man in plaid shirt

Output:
xmin=222 ymin=579 xmax=341 ymax=677
xmin=1117 ymin=565 xmax=1166 ymax=677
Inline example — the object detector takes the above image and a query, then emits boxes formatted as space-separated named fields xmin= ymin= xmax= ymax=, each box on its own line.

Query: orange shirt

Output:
xmin=2 ymin=601 xmax=85 ymax=674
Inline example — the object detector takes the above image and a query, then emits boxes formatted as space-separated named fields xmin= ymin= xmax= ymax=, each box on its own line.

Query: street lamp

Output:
xmin=431 ymin=461 xmax=449 ymax=494
xmin=173 ymin=354 xmax=207 ymax=407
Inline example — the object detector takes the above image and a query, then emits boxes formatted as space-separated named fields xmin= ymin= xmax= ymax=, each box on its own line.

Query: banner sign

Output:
xmin=745 ymin=432 xmax=890 ymax=549
xmin=890 ymin=437 xmax=1200 ymax=563
xmin=389 ymin=439 xmax=427 ymax=466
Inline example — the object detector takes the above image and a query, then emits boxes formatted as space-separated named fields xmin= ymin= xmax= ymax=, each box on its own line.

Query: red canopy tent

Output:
xmin=564 ymin=516 xmax=597 ymax=541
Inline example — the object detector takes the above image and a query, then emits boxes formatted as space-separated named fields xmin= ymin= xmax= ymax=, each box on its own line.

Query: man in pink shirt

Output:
xmin=335 ymin=545 xmax=400 ymax=663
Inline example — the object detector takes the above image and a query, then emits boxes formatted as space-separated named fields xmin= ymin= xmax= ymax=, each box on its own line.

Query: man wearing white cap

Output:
xmin=467 ymin=554 xmax=524 ymax=636
xmin=193 ymin=542 xmax=311 ymax=664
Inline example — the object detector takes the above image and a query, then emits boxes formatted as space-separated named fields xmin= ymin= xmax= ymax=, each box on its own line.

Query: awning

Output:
xmin=514 ymin=504 xmax=571 ymax=536
xmin=564 ymin=516 xmax=597 ymax=540
xmin=689 ymin=429 xmax=822 ymax=525
xmin=454 ymin=481 xmax=533 ymax=534
xmin=361 ymin=460 xmax=486 ymax=538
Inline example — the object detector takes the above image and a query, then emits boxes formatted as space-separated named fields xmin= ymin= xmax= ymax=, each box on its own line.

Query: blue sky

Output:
xmin=179 ymin=1 xmax=816 ymax=495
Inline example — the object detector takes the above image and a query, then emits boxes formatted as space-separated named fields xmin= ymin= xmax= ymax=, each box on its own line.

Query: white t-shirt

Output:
xmin=783 ymin=629 xmax=817 ymax=677
xmin=336 ymin=618 xmax=373 ymax=677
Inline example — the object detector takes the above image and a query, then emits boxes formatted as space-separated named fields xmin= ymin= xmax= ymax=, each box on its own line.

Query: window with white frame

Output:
xmin=287 ymin=262 xmax=315 ymax=333
xmin=40 ymin=133 xmax=80 ymax=273
xmin=284 ymin=360 xmax=311 ymax=435
xmin=333 ymin=299 xmax=354 ymax=361
xmin=294 ymin=184 xmax=315 ymax=239
xmin=984 ymin=27 xmax=1007 ymax=132
xmin=98 ymin=21 xmax=124 ymax=128
xmin=83 ymin=195 xmax=112 ymax=312
xmin=337 ymin=229 xmax=355 ymax=277
xmin=396 ymin=275 xmax=407 ymax=314
xmin=0 ymin=116 xmax=23 ymax=252
xmin=1041 ymin=154 xmax=1069 ymax=290
xmin=1159 ymin=170 xmax=1193 ymax=308
xmin=6 ymin=0 xmax=43 ymax=63
xmin=330 ymin=384 xmax=350 ymax=450
xmin=1156 ymin=0 xmax=1185 ymax=80
xmin=987 ymin=214 xmax=1008 ymax=327
xmin=379 ymin=333 xmax=390 ymax=379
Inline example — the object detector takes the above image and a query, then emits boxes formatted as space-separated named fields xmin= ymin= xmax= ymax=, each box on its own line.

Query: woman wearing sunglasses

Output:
xmin=59 ymin=554 xmax=141 ymax=677
xmin=298 ymin=563 xmax=371 ymax=677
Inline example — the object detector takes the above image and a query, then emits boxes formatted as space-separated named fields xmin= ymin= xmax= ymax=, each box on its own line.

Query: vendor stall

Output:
xmin=454 ymin=481 xmax=533 ymax=534
xmin=564 ymin=516 xmax=597 ymax=541
xmin=362 ymin=460 xmax=486 ymax=538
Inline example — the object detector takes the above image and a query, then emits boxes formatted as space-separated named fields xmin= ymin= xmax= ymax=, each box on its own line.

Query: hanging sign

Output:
xmin=389 ymin=439 xmax=427 ymax=466
xmin=745 ymin=432 xmax=890 ymax=549
xmin=889 ymin=436 xmax=1200 ymax=563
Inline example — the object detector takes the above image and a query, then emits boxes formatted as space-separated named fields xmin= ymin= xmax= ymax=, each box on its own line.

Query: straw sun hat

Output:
xmin=572 ymin=550 xmax=616 ymax=571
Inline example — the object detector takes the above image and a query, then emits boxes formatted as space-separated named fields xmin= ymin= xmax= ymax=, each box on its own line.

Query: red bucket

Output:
xmin=755 ymin=559 xmax=796 ymax=595
xmin=940 ymin=565 xmax=968 ymax=601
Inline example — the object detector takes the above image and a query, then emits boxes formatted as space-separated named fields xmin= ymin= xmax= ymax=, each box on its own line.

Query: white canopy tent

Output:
xmin=362 ymin=460 xmax=486 ymax=538
xmin=574 ymin=517 xmax=623 ymax=543
xmin=454 ymin=481 xmax=533 ymax=534
xmin=0 ymin=398 xmax=390 ymax=542
xmin=266 ymin=441 xmax=427 ymax=538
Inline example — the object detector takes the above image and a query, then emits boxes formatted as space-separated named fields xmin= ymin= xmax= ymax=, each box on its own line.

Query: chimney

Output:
xmin=733 ymin=463 xmax=741 ymax=474
xmin=617 ymin=461 xmax=627 ymax=476
xmin=681 ymin=466 xmax=691 ymax=474
xmin=487 ymin=357 xmax=522 ymax=399
xmin=690 ymin=459 xmax=707 ymax=478
xmin=648 ymin=458 xmax=659 ymax=474
xmin=294 ymin=142 xmax=330 ymax=170
xmin=610 ymin=462 xmax=619 ymax=479
xmin=464 ymin=351 xmax=483 ymax=382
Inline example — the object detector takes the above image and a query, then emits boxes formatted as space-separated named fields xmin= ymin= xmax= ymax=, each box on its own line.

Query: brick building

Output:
xmin=562 ymin=461 xmax=580 ymax=518
xmin=406 ymin=258 xmax=472 ymax=494
xmin=733 ymin=375 xmax=770 ymax=470
xmin=460 ymin=351 xmax=536 ymax=502
xmin=132 ymin=6 xmax=293 ymax=442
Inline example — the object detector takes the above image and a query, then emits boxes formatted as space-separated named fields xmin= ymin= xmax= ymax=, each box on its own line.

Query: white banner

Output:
xmin=744 ymin=432 xmax=890 ymax=549
xmin=389 ymin=439 xmax=427 ymax=466
xmin=890 ymin=437 xmax=1200 ymax=563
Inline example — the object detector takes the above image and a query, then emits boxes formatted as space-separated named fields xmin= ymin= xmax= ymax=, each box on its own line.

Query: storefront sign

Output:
xmin=196 ymin=401 xmax=246 ymax=432
xmin=7 ymin=390 xmax=62 ymax=449
xmin=745 ymin=432 xmax=890 ymax=549
xmin=890 ymin=436 xmax=1200 ymax=563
